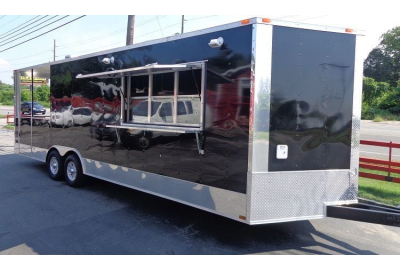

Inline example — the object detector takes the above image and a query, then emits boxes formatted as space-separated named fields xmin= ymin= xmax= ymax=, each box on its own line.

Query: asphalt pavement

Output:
xmin=360 ymin=120 xmax=400 ymax=161
xmin=0 ymin=105 xmax=14 ymax=116
xmin=0 ymin=129 xmax=399 ymax=255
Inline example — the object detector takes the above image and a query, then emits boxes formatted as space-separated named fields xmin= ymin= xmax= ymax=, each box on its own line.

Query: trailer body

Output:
xmin=14 ymin=18 xmax=363 ymax=224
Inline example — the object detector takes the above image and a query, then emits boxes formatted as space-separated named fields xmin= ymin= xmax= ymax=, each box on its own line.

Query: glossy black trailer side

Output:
xmin=48 ymin=25 xmax=253 ymax=194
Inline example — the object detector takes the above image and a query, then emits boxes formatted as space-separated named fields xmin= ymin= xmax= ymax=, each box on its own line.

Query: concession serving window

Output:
xmin=76 ymin=61 xmax=206 ymax=135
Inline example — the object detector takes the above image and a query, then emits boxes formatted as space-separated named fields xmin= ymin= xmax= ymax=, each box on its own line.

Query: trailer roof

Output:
xmin=15 ymin=17 xmax=363 ymax=72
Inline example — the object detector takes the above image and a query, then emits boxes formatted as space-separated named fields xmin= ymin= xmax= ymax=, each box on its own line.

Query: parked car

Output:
xmin=51 ymin=105 xmax=74 ymax=127
xmin=21 ymin=102 xmax=46 ymax=115
xmin=71 ymin=107 xmax=92 ymax=126
xmin=132 ymin=99 xmax=200 ymax=124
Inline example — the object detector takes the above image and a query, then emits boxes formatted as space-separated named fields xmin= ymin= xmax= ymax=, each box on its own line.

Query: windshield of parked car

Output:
xmin=132 ymin=101 xmax=161 ymax=117
xmin=72 ymin=108 xmax=92 ymax=116
xmin=33 ymin=102 xmax=43 ymax=108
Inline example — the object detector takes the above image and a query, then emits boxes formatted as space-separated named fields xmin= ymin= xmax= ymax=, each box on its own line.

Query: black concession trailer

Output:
xmin=14 ymin=17 xmax=400 ymax=226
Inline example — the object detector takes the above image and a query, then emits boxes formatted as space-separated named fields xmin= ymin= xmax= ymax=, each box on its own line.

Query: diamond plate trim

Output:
xmin=349 ymin=116 xmax=360 ymax=200
xmin=249 ymin=170 xmax=355 ymax=222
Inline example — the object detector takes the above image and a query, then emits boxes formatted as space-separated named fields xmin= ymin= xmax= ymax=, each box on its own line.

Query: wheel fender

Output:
xmin=47 ymin=146 xmax=87 ymax=174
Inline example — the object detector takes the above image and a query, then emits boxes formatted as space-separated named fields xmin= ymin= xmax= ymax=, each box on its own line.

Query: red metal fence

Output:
xmin=6 ymin=113 xmax=14 ymax=124
xmin=359 ymin=140 xmax=400 ymax=184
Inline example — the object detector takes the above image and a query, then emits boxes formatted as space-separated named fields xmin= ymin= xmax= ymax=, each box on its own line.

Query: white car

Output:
xmin=132 ymin=99 xmax=200 ymax=125
xmin=51 ymin=105 xmax=74 ymax=127
xmin=72 ymin=107 xmax=92 ymax=126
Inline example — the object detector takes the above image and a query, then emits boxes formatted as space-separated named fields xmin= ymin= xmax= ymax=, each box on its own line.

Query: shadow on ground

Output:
xmin=0 ymin=153 xmax=378 ymax=255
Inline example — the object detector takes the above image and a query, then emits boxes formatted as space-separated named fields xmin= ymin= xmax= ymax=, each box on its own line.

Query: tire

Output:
xmin=64 ymin=154 xmax=86 ymax=187
xmin=47 ymin=150 xmax=64 ymax=180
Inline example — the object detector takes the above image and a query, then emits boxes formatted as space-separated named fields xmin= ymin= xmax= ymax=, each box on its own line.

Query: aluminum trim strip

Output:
xmin=83 ymin=159 xmax=247 ymax=223
xmin=255 ymin=18 xmax=363 ymax=36
xmin=108 ymin=124 xmax=201 ymax=133
xmin=249 ymin=215 xmax=324 ymax=225
xmin=250 ymin=24 xmax=272 ymax=173
xmin=16 ymin=143 xmax=248 ymax=222
xmin=76 ymin=63 xmax=203 ymax=79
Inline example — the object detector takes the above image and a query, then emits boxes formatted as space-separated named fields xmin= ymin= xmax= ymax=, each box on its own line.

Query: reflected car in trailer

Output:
xmin=71 ymin=107 xmax=92 ymax=126
xmin=51 ymin=105 xmax=74 ymax=127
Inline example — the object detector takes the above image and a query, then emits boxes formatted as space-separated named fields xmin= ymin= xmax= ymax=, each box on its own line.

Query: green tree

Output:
xmin=0 ymin=90 xmax=14 ymax=105
xmin=364 ymin=26 xmax=400 ymax=86
xmin=21 ymin=89 xmax=31 ymax=102
xmin=363 ymin=77 xmax=391 ymax=107
xmin=377 ymin=86 xmax=400 ymax=114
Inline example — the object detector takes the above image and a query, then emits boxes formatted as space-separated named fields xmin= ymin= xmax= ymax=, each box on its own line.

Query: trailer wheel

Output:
xmin=64 ymin=154 xmax=86 ymax=187
xmin=47 ymin=150 xmax=64 ymax=180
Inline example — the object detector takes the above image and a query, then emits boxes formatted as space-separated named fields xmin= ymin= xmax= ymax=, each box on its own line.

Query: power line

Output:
xmin=186 ymin=15 xmax=217 ymax=22
xmin=298 ymin=15 xmax=328 ymax=22
xmin=60 ymin=19 xmax=181 ymax=57
xmin=4 ymin=16 xmax=201 ymax=68
xmin=57 ymin=15 xmax=166 ymax=49
xmin=274 ymin=15 xmax=300 ymax=20
xmin=57 ymin=28 xmax=125 ymax=49
xmin=156 ymin=16 xmax=164 ymax=37
xmin=134 ymin=20 xmax=182 ymax=42
xmin=6 ymin=49 xmax=53 ymax=62
xmin=0 ymin=16 xmax=22 ymax=30
xmin=0 ymin=57 xmax=52 ymax=70
xmin=0 ymin=15 xmax=42 ymax=39
xmin=0 ymin=16 xmax=86 ymax=53
xmin=3 ymin=15 xmax=165 ymax=65
xmin=0 ymin=15 xmax=63 ymax=46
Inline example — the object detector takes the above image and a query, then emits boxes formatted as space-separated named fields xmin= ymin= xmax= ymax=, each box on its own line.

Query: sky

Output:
xmin=1 ymin=0 xmax=400 ymax=84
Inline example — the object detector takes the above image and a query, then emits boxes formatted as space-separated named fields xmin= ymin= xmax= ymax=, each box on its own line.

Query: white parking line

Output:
xmin=360 ymin=151 xmax=400 ymax=157
xmin=362 ymin=132 xmax=400 ymax=138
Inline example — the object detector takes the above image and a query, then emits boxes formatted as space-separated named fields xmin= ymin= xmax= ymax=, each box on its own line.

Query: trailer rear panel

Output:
xmin=268 ymin=26 xmax=356 ymax=172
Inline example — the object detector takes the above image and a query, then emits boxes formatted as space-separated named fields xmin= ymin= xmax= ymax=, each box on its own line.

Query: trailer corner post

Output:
xmin=246 ymin=23 xmax=273 ymax=223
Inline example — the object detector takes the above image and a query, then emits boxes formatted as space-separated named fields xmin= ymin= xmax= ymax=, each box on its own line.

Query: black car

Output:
xmin=21 ymin=102 xmax=46 ymax=115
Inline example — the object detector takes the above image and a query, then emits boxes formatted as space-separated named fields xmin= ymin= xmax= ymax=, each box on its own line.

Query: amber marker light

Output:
xmin=239 ymin=215 xmax=246 ymax=220
xmin=262 ymin=18 xmax=272 ymax=23
xmin=346 ymin=28 xmax=354 ymax=33
xmin=241 ymin=19 xmax=250 ymax=25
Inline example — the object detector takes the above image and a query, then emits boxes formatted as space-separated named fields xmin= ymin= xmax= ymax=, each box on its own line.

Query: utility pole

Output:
xmin=53 ymin=39 xmax=56 ymax=61
xmin=126 ymin=15 xmax=135 ymax=45
xmin=181 ymin=15 xmax=184 ymax=34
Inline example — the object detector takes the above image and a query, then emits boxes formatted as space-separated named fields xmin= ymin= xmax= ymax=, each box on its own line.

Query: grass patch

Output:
xmin=359 ymin=166 xmax=400 ymax=206
xmin=359 ymin=177 xmax=400 ymax=206
xmin=0 ymin=114 xmax=6 ymax=118
xmin=4 ymin=124 xmax=14 ymax=130
xmin=372 ymin=115 xmax=384 ymax=122
xmin=362 ymin=106 xmax=400 ymax=121
xmin=360 ymin=166 xmax=400 ymax=178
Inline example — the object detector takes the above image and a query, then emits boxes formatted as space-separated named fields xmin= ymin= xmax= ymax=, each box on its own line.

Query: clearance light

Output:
xmin=346 ymin=28 xmax=354 ymax=33
xmin=262 ymin=18 xmax=272 ymax=23
xmin=239 ymin=215 xmax=246 ymax=220
xmin=241 ymin=19 xmax=250 ymax=25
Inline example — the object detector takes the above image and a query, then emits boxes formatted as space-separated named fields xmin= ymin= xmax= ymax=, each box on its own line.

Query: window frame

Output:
xmin=76 ymin=61 xmax=206 ymax=133
xmin=124 ymin=63 xmax=205 ymax=130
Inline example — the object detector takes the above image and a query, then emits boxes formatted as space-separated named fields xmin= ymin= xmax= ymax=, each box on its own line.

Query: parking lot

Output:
xmin=0 ymin=127 xmax=400 ymax=255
